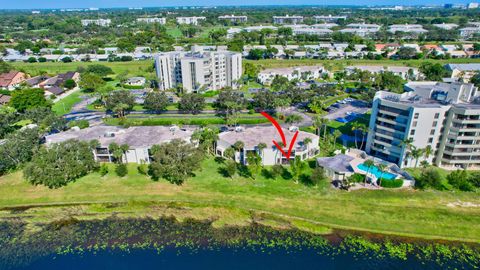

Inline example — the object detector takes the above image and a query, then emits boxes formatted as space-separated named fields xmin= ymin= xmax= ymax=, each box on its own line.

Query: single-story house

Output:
xmin=26 ymin=75 xmax=50 ymax=88
xmin=216 ymin=126 xmax=320 ymax=166
xmin=45 ymin=125 xmax=194 ymax=164
xmin=0 ymin=94 xmax=11 ymax=105
xmin=125 ymin=77 xmax=146 ymax=87
xmin=445 ymin=63 xmax=480 ymax=82
xmin=0 ymin=71 xmax=27 ymax=90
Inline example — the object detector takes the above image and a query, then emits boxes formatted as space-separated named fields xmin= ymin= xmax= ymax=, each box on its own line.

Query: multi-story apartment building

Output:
xmin=136 ymin=17 xmax=166 ymax=24
xmin=273 ymin=15 xmax=304 ymax=24
xmin=388 ymin=24 xmax=428 ymax=34
xmin=460 ymin=22 xmax=480 ymax=38
xmin=218 ymin=15 xmax=247 ymax=23
xmin=366 ymin=82 xmax=480 ymax=170
xmin=154 ymin=46 xmax=242 ymax=92
xmin=81 ymin=19 xmax=111 ymax=27
xmin=176 ymin=16 xmax=206 ymax=25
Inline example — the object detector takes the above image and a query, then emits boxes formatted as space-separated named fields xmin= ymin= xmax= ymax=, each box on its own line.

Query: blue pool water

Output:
xmin=357 ymin=163 xmax=396 ymax=180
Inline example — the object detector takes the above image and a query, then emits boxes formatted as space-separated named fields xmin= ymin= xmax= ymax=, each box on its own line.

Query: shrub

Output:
xmin=415 ymin=168 xmax=443 ymax=190
xmin=115 ymin=163 xmax=128 ymax=177
xmin=99 ymin=163 xmax=109 ymax=176
xmin=348 ymin=173 xmax=364 ymax=183
xmin=137 ymin=163 xmax=148 ymax=175
xmin=380 ymin=178 xmax=404 ymax=188
xmin=271 ymin=165 xmax=284 ymax=178
xmin=68 ymin=120 xmax=89 ymax=129
xmin=447 ymin=170 xmax=473 ymax=191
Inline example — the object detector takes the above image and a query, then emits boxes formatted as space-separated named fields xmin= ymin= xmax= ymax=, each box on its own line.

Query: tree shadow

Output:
xmin=217 ymin=167 xmax=230 ymax=178
xmin=237 ymin=164 xmax=252 ymax=178
xmin=261 ymin=168 xmax=274 ymax=180
xmin=307 ymin=159 xmax=317 ymax=169
xmin=299 ymin=174 xmax=314 ymax=187
xmin=214 ymin=157 xmax=225 ymax=164
xmin=281 ymin=168 xmax=293 ymax=180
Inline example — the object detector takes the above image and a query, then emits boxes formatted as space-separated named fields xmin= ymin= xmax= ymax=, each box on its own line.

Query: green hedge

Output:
xmin=380 ymin=178 xmax=404 ymax=188
xmin=104 ymin=117 xmax=269 ymax=126
xmin=122 ymin=84 xmax=145 ymax=89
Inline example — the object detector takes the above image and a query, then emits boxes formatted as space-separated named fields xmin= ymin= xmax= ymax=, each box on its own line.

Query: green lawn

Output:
xmin=247 ymin=58 xmax=480 ymax=71
xmin=51 ymin=89 xmax=83 ymax=115
xmin=103 ymin=114 xmax=269 ymax=126
xmin=0 ymin=158 xmax=479 ymax=242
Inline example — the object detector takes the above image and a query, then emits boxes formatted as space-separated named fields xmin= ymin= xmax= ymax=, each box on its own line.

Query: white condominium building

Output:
xmin=313 ymin=15 xmax=347 ymax=23
xmin=136 ymin=17 xmax=166 ymax=24
xmin=81 ymin=19 xmax=111 ymax=27
xmin=388 ymin=24 xmax=428 ymax=34
xmin=340 ymin=23 xmax=381 ymax=37
xmin=218 ymin=15 xmax=248 ymax=23
xmin=155 ymin=46 xmax=242 ymax=92
xmin=176 ymin=16 xmax=206 ymax=25
xmin=432 ymin=23 xmax=458 ymax=30
xmin=273 ymin=15 xmax=304 ymax=24
xmin=366 ymin=82 xmax=480 ymax=170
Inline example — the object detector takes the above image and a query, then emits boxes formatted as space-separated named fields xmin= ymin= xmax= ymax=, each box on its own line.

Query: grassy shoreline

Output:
xmin=1 ymin=159 xmax=479 ymax=243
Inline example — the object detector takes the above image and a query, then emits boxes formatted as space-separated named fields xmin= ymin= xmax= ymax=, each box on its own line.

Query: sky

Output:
xmin=0 ymin=0 xmax=473 ymax=9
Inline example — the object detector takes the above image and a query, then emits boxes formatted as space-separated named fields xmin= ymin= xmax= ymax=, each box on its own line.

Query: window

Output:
xmin=412 ymin=121 xmax=417 ymax=127
xmin=428 ymin=138 xmax=433 ymax=143
xmin=414 ymin=113 xmax=419 ymax=119
xmin=434 ymin=113 xmax=440 ymax=119
xmin=430 ymin=129 xmax=435 ymax=135
xmin=410 ymin=130 xmax=415 ymax=135
xmin=432 ymin=121 xmax=438 ymax=127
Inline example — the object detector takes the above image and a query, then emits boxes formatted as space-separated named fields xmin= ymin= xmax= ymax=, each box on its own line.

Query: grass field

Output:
xmin=246 ymin=58 xmax=480 ymax=71
xmin=12 ymin=61 xmax=154 ymax=77
xmin=0 ymin=158 xmax=479 ymax=242
xmin=51 ymin=89 xmax=83 ymax=115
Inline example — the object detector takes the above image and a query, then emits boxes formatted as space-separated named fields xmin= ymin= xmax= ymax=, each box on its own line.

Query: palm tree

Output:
xmin=303 ymin=138 xmax=312 ymax=157
xmin=377 ymin=163 xmax=387 ymax=187
xmin=224 ymin=147 xmax=235 ymax=160
xmin=233 ymin=141 xmax=245 ymax=163
xmin=257 ymin=143 xmax=267 ymax=165
xmin=357 ymin=123 xmax=368 ymax=150
xmin=420 ymin=160 xmax=430 ymax=169
xmin=410 ymin=147 xmax=424 ymax=168
xmin=363 ymin=159 xmax=375 ymax=186
xmin=351 ymin=122 xmax=361 ymax=149
xmin=423 ymin=145 xmax=432 ymax=161
xmin=332 ymin=130 xmax=342 ymax=147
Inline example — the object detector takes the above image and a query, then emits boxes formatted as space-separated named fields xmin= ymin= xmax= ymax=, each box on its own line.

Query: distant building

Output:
xmin=272 ymin=15 xmax=304 ymax=25
xmin=340 ymin=23 xmax=381 ymax=37
xmin=460 ymin=23 xmax=480 ymax=38
xmin=155 ymin=46 xmax=242 ymax=92
xmin=218 ymin=15 xmax=247 ymax=23
xmin=81 ymin=19 xmax=111 ymax=27
xmin=125 ymin=77 xmax=146 ymax=87
xmin=176 ymin=16 xmax=206 ymax=25
xmin=445 ymin=63 xmax=480 ymax=82
xmin=388 ymin=24 xmax=428 ymax=34
xmin=216 ymin=126 xmax=319 ymax=166
xmin=45 ymin=126 xmax=194 ymax=164
xmin=0 ymin=71 xmax=27 ymax=90
xmin=366 ymin=82 xmax=480 ymax=169
xmin=345 ymin=66 xmax=419 ymax=80
xmin=257 ymin=65 xmax=329 ymax=85
xmin=136 ymin=17 xmax=166 ymax=24
xmin=432 ymin=23 xmax=458 ymax=30
xmin=313 ymin=15 xmax=347 ymax=23
xmin=467 ymin=2 xmax=479 ymax=8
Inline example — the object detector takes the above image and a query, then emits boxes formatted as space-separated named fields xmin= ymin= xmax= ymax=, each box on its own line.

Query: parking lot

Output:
xmin=325 ymin=99 xmax=370 ymax=122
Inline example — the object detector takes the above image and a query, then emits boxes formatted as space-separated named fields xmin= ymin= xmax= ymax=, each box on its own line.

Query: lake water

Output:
xmin=1 ymin=218 xmax=478 ymax=270
xmin=11 ymin=246 xmax=459 ymax=270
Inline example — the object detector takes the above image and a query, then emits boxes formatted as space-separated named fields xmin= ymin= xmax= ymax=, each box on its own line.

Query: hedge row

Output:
xmin=379 ymin=178 xmax=404 ymax=188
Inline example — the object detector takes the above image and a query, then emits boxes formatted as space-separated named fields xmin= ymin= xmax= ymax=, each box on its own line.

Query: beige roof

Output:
xmin=218 ymin=126 xmax=318 ymax=149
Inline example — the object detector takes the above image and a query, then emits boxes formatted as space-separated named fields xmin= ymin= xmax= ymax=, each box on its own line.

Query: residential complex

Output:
xmin=154 ymin=46 xmax=242 ymax=92
xmin=218 ymin=15 xmax=247 ymax=23
xmin=313 ymin=15 xmax=347 ymax=23
xmin=273 ymin=15 xmax=303 ymax=24
xmin=366 ymin=82 xmax=480 ymax=170
xmin=81 ymin=19 xmax=111 ymax=27
xmin=45 ymin=126 xmax=194 ymax=164
xmin=345 ymin=65 xmax=420 ymax=80
xmin=176 ymin=16 xmax=206 ymax=25
xmin=460 ymin=22 xmax=480 ymax=38
xmin=136 ymin=17 xmax=166 ymax=24
xmin=257 ymin=65 xmax=329 ymax=85
xmin=339 ymin=23 xmax=381 ymax=37
xmin=388 ymin=24 xmax=428 ymax=34
xmin=445 ymin=63 xmax=480 ymax=82
xmin=216 ymin=127 xmax=320 ymax=165
xmin=0 ymin=71 xmax=26 ymax=90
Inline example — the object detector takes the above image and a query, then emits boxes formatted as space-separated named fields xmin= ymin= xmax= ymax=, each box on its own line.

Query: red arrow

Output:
xmin=260 ymin=111 xmax=299 ymax=160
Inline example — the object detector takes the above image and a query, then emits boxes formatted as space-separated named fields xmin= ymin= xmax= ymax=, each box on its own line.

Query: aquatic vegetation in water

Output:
xmin=0 ymin=217 xmax=478 ymax=270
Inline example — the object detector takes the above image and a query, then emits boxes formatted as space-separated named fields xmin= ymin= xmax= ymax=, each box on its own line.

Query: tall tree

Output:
xmin=9 ymin=88 xmax=50 ymax=112
xmin=149 ymin=139 xmax=204 ymax=185
xmin=143 ymin=91 xmax=169 ymax=113
xmin=178 ymin=93 xmax=205 ymax=115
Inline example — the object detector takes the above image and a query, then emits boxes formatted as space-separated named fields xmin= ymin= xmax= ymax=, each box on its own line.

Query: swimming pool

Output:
xmin=357 ymin=163 xmax=397 ymax=180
